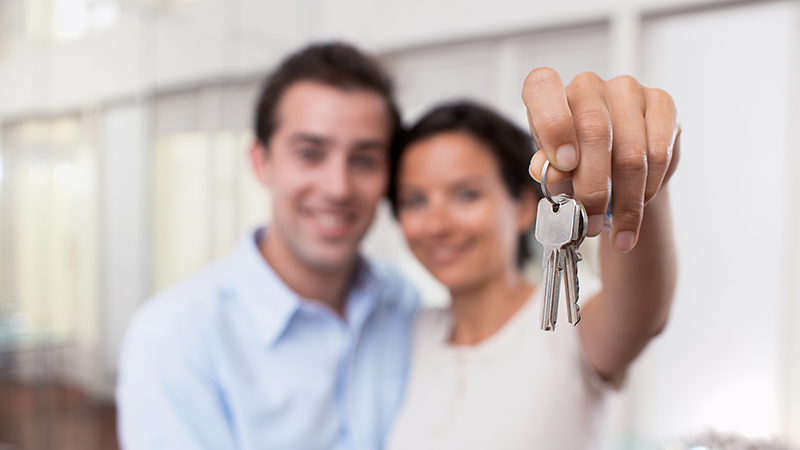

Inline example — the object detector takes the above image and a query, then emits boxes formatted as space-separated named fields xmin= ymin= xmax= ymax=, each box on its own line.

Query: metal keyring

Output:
xmin=540 ymin=159 xmax=559 ymax=206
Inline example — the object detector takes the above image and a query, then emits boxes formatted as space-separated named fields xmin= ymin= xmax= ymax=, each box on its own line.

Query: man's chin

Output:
xmin=301 ymin=245 xmax=360 ymax=274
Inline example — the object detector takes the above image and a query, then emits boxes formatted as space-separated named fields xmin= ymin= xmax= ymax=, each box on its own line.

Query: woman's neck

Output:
xmin=448 ymin=271 xmax=534 ymax=346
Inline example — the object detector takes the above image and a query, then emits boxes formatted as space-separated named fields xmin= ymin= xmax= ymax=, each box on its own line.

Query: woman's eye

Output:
xmin=399 ymin=194 xmax=425 ymax=209
xmin=456 ymin=189 xmax=480 ymax=202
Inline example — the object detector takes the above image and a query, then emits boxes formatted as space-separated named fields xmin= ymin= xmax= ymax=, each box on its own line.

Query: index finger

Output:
xmin=522 ymin=67 xmax=580 ymax=172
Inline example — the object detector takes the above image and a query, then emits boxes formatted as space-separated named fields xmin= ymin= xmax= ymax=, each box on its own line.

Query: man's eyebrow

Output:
xmin=288 ymin=133 xmax=331 ymax=147
xmin=352 ymin=139 xmax=388 ymax=151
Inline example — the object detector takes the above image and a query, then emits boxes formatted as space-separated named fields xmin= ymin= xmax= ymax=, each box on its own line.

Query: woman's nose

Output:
xmin=424 ymin=201 xmax=453 ymax=237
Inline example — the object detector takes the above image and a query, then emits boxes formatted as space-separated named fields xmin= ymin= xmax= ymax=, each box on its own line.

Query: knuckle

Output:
xmin=648 ymin=146 xmax=670 ymax=171
xmin=537 ymin=113 xmax=573 ymax=135
xmin=574 ymin=112 xmax=612 ymax=144
xmin=649 ymin=87 xmax=675 ymax=107
xmin=615 ymin=149 xmax=647 ymax=173
xmin=578 ymin=185 xmax=611 ymax=211
xmin=571 ymin=71 xmax=602 ymax=86
xmin=612 ymin=205 xmax=643 ymax=227
xmin=611 ymin=74 xmax=642 ymax=92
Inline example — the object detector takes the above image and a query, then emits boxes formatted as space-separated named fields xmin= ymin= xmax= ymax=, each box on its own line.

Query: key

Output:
xmin=535 ymin=194 xmax=577 ymax=331
xmin=563 ymin=245 xmax=582 ymax=325
xmin=563 ymin=198 xmax=588 ymax=326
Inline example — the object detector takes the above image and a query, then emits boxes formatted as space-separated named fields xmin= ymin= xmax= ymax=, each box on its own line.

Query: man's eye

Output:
xmin=351 ymin=154 xmax=379 ymax=169
xmin=298 ymin=148 xmax=323 ymax=161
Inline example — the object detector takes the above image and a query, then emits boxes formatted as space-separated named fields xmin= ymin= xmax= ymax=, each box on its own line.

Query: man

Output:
xmin=117 ymin=43 xmax=419 ymax=449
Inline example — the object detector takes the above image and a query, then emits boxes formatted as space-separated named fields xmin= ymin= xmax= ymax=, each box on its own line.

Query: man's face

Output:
xmin=253 ymin=81 xmax=391 ymax=273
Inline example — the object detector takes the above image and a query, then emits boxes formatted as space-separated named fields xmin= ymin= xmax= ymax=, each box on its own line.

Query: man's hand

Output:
xmin=523 ymin=68 xmax=681 ymax=253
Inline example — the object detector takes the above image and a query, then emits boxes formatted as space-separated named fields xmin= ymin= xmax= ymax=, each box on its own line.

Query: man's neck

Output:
xmin=258 ymin=230 xmax=355 ymax=316
xmin=448 ymin=270 xmax=534 ymax=346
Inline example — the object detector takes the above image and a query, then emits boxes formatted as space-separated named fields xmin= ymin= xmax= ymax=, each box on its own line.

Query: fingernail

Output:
xmin=587 ymin=215 xmax=604 ymax=236
xmin=614 ymin=231 xmax=635 ymax=253
xmin=528 ymin=161 xmax=539 ymax=182
xmin=556 ymin=144 xmax=577 ymax=170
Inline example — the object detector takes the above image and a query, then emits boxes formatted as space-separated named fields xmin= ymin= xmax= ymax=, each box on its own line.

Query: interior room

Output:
xmin=1 ymin=0 xmax=799 ymax=448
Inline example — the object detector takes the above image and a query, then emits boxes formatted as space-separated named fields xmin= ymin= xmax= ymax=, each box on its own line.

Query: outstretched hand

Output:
xmin=523 ymin=68 xmax=680 ymax=253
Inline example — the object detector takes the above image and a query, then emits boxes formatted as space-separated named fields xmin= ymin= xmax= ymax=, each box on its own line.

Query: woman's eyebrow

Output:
xmin=399 ymin=175 xmax=486 ymax=190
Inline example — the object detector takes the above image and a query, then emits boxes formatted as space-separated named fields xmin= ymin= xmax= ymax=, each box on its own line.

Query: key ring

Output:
xmin=540 ymin=159 xmax=564 ymax=207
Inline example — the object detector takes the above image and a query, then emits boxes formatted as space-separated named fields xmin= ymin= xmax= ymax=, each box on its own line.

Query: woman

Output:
xmin=385 ymin=100 xmax=676 ymax=449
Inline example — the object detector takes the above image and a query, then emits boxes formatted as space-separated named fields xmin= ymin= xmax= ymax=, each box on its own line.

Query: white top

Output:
xmin=386 ymin=284 xmax=617 ymax=450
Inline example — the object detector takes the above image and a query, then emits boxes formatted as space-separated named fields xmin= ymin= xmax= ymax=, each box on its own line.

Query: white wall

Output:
xmin=99 ymin=102 xmax=150 ymax=397
xmin=640 ymin=1 xmax=800 ymax=442
xmin=311 ymin=0 xmax=746 ymax=50
xmin=0 ymin=0 xmax=308 ymax=120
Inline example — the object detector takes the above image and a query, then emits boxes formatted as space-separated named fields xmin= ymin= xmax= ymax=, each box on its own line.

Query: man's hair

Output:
xmin=388 ymin=100 xmax=541 ymax=268
xmin=254 ymin=42 xmax=402 ymax=149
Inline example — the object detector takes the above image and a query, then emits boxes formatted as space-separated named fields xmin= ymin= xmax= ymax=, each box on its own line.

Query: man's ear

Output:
xmin=517 ymin=187 xmax=538 ymax=232
xmin=249 ymin=140 xmax=271 ymax=187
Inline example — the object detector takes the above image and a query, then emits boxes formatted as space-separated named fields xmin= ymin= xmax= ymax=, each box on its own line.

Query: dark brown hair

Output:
xmin=254 ymin=42 xmax=402 ymax=151
xmin=388 ymin=100 xmax=541 ymax=268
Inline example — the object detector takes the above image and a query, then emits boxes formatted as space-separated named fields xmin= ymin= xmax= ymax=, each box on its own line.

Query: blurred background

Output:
xmin=0 ymin=0 xmax=798 ymax=449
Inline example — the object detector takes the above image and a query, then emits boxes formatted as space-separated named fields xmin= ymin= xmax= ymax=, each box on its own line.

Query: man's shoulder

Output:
xmin=364 ymin=259 xmax=420 ymax=312
xmin=125 ymin=259 xmax=233 ymax=347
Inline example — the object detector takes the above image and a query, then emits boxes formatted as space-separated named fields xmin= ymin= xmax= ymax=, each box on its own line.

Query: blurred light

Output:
xmin=0 ymin=157 xmax=4 ymax=184
xmin=28 ymin=162 xmax=51 ymax=185
xmin=9 ymin=313 xmax=32 ymax=334
xmin=53 ymin=0 xmax=89 ymax=41
xmin=90 ymin=0 xmax=120 ymax=32
xmin=53 ymin=0 xmax=119 ymax=42
xmin=54 ymin=162 xmax=77 ymax=189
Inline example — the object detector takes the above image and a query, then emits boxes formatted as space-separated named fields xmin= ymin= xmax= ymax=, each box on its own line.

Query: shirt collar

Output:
xmin=227 ymin=228 xmax=382 ymax=348
xmin=227 ymin=228 xmax=302 ymax=347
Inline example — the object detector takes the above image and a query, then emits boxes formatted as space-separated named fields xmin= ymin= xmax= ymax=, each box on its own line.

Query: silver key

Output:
xmin=535 ymin=194 xmax=577 ymax=331
xmin=563 ymin=245 xmax=582 ymax=325
xmin=563 ymin=198 xmax=588 ymax=326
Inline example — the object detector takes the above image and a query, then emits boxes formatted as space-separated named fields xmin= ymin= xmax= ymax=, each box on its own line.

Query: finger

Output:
xmin=527 ymin=110 xmax=543 ymax=151
xmin=665 ymin=128 xmax=680 ymax=183
xmin=566 ymin=72 xmax=613 ymax=237
xmin=607 ymin=76 xmax=648 ymax=253
xmin=642 ymin=88 xmax=679 ymax=204
xmin=529 ymin=149 xmax=572 ymax=185
xmin=522 ymin=67 xmax=579 ymax=171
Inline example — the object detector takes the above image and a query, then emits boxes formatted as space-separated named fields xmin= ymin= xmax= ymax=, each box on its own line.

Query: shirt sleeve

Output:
xmin=116 ymin=299 xmax=235 ymax=450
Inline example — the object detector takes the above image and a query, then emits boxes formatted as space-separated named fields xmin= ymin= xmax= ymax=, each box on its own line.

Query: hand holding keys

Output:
xmin=535 ymin=160 xmax=587 ymax=331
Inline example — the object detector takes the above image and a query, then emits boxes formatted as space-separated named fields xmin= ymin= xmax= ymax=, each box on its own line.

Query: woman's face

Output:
xmin=397 ymin=131 xmax=532 ymax=292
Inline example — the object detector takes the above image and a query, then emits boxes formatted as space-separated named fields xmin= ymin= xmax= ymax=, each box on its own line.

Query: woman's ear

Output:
xmin=249 ymin=141 xmax=271 ymax=187
xmin=517 ymin=187 xmax=538 ymax=232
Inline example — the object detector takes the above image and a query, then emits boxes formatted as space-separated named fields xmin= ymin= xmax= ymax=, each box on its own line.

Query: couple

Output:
xmin=116 ymin=42 xmax=679 ymax=450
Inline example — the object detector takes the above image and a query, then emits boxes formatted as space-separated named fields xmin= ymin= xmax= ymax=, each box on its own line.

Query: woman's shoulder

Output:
xmin=411 ymin=307 xmax=452 ymax=344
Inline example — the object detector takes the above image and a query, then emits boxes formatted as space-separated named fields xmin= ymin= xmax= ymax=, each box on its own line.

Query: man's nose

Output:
xmin=321 ymin=158 xmax=353 ymax=200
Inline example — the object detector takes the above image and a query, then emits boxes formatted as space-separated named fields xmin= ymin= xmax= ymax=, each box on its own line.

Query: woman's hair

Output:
xmin=388 ymin=100 xmax=542 ymax=268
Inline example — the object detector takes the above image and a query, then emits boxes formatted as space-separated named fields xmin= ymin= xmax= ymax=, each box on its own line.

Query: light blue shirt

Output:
xmin=116 ymin=229 xmax=419 ymax=450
